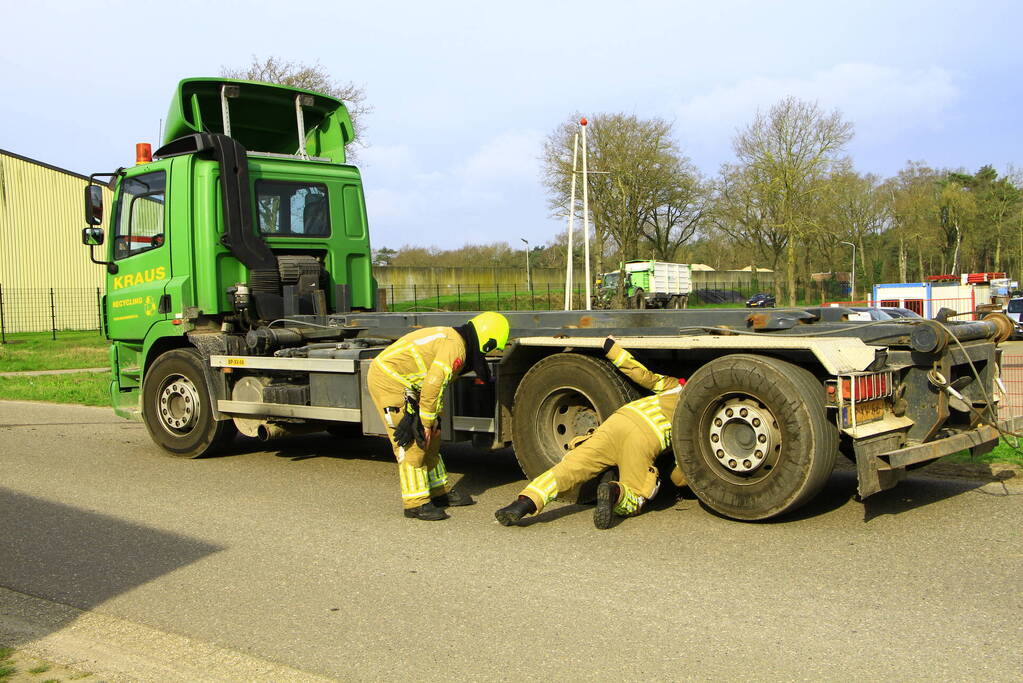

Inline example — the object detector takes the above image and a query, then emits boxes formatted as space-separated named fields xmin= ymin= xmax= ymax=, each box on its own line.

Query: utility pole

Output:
xmin=521 ymin=238 xmax=532 ymax=291
xmin=564 ymin=133 xmax=579 ymax=310
xmin=840 ymin=241 xmax=857 ymax=302
xmin=580 ymin=117 xmax=592 ymax=310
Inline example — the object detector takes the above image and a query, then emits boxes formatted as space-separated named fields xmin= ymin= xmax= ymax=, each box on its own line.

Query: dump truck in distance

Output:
xmin=81 ymin=78 xmax=1022 ymax=521
xmin=597 ymin=260 xmax=692 ymax=309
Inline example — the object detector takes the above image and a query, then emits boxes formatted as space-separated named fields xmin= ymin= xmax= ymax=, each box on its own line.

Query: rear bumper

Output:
xmin=879 ymin=414 xmax=1023 ymax=469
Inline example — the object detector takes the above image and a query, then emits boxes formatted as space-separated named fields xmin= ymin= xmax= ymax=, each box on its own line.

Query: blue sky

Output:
xmin=3 ymin=0 xmax=1021 ymax=250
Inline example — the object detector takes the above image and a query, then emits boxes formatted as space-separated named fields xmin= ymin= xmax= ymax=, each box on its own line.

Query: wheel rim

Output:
xmin=156 ymin=373 xmax=201 ymax=436
xmin=705 ymin=396 xmax=781 ymax=483
xmin=535 ymin=388 xmax=601 ymax=460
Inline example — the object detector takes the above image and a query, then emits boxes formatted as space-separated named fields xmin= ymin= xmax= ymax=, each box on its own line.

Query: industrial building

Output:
xmin=0 ymin=149 xmax=111 ymax=333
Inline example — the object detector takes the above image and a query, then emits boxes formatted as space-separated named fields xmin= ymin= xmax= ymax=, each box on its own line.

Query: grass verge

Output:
xmin=0 ymin=643 xmax=92 ymax=681
xmin=0 ymin=331 xmax=109 ymax=372
xmin=0 ymin=372 xmax=110 ymax=407
xmin=940 ymin=438 xmax=1023 ymax=467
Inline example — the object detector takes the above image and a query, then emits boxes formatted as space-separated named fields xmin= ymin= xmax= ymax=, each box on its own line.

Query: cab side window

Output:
xmin=256 ymin=180 xmax=330 ymax=237
xmin=113 ymin=171 xmax=167 ymax=260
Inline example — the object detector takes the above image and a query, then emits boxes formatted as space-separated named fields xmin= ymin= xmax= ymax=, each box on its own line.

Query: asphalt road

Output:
xmin=1 ymin=401 xmax=1021 ymax=681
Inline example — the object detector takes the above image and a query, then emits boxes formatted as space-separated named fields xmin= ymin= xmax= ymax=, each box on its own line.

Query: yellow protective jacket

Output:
xmin=605 ymin=342 xmax=684 ymax=450
xmin=371 ymin=327 xmax=466 ymax=429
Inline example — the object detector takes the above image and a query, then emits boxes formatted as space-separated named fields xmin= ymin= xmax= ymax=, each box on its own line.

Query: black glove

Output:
xmin=602 ymin=336 xmax=616 ymax=354
xmin=393 ymin=394 xmax=426 ymax=449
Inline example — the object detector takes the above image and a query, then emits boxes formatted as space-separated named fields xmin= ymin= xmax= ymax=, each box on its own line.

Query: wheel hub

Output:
xmin=707 ymin=398 xmax=780 ymax=474
xmin=158 ymin=375 xmax=200 ymax=434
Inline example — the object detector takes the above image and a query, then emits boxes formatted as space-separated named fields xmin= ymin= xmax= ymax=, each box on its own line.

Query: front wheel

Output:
xmin=142 ymin=348 xmax=236 ymax=458
xmin=672 ymin=354 xmax=837 ymax=520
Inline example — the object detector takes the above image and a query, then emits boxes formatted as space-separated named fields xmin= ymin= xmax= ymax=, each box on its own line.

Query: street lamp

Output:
xmin=521 ymin=238 xmax=532 ymax=292
xmin=840 ymin=241 xmax=856 ymax=302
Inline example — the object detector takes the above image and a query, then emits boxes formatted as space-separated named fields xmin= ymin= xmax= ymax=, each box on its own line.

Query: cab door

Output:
xmin=105 ymin=166 xmax=171 ymax=341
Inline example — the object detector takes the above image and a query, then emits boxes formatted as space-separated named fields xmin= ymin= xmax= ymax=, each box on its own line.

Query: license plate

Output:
xmin=854 ymin=398 xmax=885 ymax=424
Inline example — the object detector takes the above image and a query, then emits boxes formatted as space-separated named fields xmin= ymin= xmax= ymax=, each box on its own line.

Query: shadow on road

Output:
xmin=0 ymin=488 xmax=223 ymax=649
xmin=860 ymin=474 xmax=986 ymax=522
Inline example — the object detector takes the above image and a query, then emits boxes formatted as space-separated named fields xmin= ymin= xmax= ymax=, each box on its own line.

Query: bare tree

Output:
xmin=732 ymin=97 xmax=854 ymax=305
xmin=541 ymin=113 xmax=704 ymax=285
xmin=220 ymin=55 xmax=371 ymax=152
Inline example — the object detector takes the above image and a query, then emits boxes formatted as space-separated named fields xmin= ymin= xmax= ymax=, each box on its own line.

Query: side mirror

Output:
xmin=82 ymin=227 xmax=104 ymax=246
xmin=84 ymin=185 xmax=104 ymax=225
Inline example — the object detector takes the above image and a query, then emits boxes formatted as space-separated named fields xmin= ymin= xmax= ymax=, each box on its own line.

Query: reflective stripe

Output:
xmin=399 ymin=463 xmax=430 ymax=499
xmin=374 ymin=341 xmax=430 ymax=390
xmin=524 ymin=470 xmax=559 ymax=505
xmin=612 ymin=349 xmax=631 ymax=368
xmin=429 ymin=359 xmax=454 ymax=416
xmin=652 ymin=376 xmax=672 ymax=393
xmin=614 ymin=485 xmax=643 ymax=516
xmin=427 ymin=459 xmax=448 ymax=489
xmin=624 ymin=396 xmax=672 ymax=449
xmin=414 ymin=332 xmax=447 ymax=346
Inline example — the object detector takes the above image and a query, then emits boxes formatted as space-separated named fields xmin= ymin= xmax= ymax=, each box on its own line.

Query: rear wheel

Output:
xmin=142 ymin=348 xmax=236 ymax=458
xmin=672 ymin=354 xmax=837 ymax=520
xmin=512 ymin=353 xmax=640 ymax=501
xmin=633 ymin=289 xmax=647 ymax=309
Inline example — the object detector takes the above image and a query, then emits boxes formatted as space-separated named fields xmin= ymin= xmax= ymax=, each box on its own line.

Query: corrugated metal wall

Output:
xmin=0 ymin=150 xmax=110 ymax=290
xmin=0 ymin=150 xmax=113 ymax=333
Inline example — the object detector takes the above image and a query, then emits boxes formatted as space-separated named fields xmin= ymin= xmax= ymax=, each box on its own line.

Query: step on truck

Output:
xmin=81 ymin=78 xmax=1022 ymax=521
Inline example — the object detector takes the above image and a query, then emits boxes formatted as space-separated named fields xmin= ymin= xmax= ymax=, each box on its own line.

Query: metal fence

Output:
xmin=0 ymin=286 xmax=103 ymax=341
xmin=998 ymin=353 xmax=1023 ymax=420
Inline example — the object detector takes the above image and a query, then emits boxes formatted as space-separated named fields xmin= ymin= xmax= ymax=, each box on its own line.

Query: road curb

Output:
xmin=0 ymin=587 xmax=335 ymax=683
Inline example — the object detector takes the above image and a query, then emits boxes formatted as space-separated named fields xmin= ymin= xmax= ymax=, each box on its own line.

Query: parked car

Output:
xmin=1003 ymin=297 xmax=1023 ymax=339
xmin=745 ymin=293 xmax=776 ymax=308
xmin=845 ymin=307 xmax=923 ymax=322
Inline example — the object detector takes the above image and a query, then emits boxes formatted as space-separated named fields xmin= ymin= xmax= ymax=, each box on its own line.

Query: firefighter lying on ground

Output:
xmin=495 ymin=337 xmax=687 ymax=529
xmin=368 ymin=312 xmax=511 ymax=521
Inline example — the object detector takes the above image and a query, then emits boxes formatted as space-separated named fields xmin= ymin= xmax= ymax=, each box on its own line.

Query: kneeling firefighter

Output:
xmin=368 ymin=312 xmax=510 ymax=521
xmin=495 ymin=337 xmax=687 ymax=529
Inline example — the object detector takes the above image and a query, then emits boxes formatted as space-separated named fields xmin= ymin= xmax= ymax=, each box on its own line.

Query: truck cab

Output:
xmin=84 ymin=79 xmax=377 ymax=418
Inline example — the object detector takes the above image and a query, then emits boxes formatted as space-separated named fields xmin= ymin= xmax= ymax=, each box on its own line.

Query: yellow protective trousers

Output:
xmin=367 ymin=363 xmax=450 ymax=508
xmin=520 ymin=412 xmax=662 ymax=515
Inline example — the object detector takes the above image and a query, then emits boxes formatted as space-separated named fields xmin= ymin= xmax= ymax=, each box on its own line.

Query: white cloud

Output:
xmin=674 ymin=62 xmax=961 ymax=166
xmin=363 ymin=128 xmax=549 ymax=247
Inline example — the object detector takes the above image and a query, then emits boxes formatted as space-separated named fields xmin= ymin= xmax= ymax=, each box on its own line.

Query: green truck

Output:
xmin=597 ymin=260 xmax=692 ymax=309
xmin=81 ymin=78 xmax=1021 ymax=521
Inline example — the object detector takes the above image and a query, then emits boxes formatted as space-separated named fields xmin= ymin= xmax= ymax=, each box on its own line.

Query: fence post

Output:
xmin=96 ymin=287 xmax=103 ymax=336
xmin=50 ymin=288 xmax=57 ymax=341
xmin=0 ymin=285 xmax=5 ymax=344
xmin=546 ymin=283 xmax=551 ymax=311
xmin=513 ymin=283 xmax=517 ymax=310
xmin=436 ymin=283 xmax=441 ymax=310
xmin=413 ymin=284 xmax=418 ymax=311
xmin=496 ymin=283 xmax=501 ymax=310
xmin=390 ymin=285 xmax=395 ymax=312
xmin=456 ymin=283 xmax=461 ymax=311
xmin=477 ymin=284 xmax=481 ymax=310
xmin=529 ymin=283 xmax=534 ymax=310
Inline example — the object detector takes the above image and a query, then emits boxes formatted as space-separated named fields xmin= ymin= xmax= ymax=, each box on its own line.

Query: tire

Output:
xmin=669 ymin=295 xmax=683 ymax=309
xmin=142 ymin=348 xmax=236 ymax=458
xmin=512 ymin=353 xmax=641 ymax=500
xmin=671 ymin=354 xmax=838 ymax=520
xmin=633 ymin=289 xmax=647 ymax=309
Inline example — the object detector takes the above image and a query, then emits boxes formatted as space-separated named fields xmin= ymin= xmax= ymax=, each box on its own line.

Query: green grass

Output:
xmin=940 ymin=438 xmax=1023 ymax=467
xmin=0 ymin=646 xmax=14 ymax=680
xmin=0 ymin=331 xmax=109 ymax=372
xmin=0 ymin=371 xmax=110 ymax=406
xmin=29 ymin=664 xmax=51 ymax=674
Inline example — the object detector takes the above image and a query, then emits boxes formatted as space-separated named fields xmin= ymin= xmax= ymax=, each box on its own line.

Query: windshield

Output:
xmin=1008 ymin=299 xmax=1023 ymax=313
xmin=602 ymin=272 xmax=619 ymax=289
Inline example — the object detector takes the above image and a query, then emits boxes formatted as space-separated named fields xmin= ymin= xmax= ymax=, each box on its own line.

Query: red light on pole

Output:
xmin=579 ymin=117 xmax=588 ymax=126
xmin=136 ymin=143 xmax=153 ymax=164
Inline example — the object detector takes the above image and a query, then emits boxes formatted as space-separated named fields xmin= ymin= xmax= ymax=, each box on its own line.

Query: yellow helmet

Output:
xmin=468 ymin=312 xmax=510 ymax=354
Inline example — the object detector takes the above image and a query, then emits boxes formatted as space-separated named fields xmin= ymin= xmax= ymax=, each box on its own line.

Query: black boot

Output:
xmin=494 ymin=497 xmax=536 ymax=526
xmin=403 ymin=501 xmax=450 ymax=521
xmin=594 ymin=480 xmax=621 ymax=530
xmin=433 ymin=489 xmax=476 ymax=507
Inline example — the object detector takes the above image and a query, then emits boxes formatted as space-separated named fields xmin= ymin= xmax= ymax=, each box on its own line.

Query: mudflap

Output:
xmin=854 ymin=432 xmax=908 ymax=500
